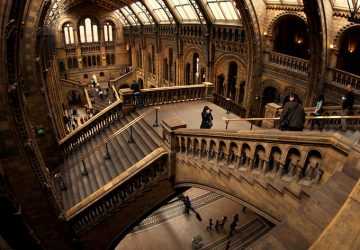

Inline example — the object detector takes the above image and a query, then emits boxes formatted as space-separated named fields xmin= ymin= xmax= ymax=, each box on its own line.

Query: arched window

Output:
xmin=192 ymin=53 xmax=199 ymax=84
xmin=79 ymin=18 xmax=99 ymax=43
xmin=104 ymin=22 xmax=114 ymax=42
xmin=63 ymin=23 xmax=74 ymax=45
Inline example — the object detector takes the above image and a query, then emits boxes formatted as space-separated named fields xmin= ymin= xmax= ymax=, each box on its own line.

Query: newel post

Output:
xmin=203 ymin=82 xmax=214 ymax=101
xmin=262 ymin=103 xmax=282 ymax=129
xmin=161 ymin=118 xmax=187 ymax=179
xmin=118 ymin=88 xmax=135 ymax=112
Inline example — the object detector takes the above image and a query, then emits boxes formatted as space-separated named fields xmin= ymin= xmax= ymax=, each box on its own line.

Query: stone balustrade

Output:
xmin=268 ymin=51 xmax=309 ymax=73
xmin=118 ymin=82 xmax=214 ymax=112
xmin=66 ymin=148 xmax=168 ymax=235
xmin=330 ymin=68 xmax=360 ymax=91
xmin=59 ymin=101 xmax=123 ymax=155
xmin=213 ymin=93 xmax=246 ymax=117
xmin=173 ymin=129 xmax=350 ymax=187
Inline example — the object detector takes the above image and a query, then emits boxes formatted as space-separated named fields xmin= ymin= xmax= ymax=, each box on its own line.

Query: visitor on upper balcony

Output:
xmin=278 ymin=93 xmax=305 ymax=131
xmin=310 ymin=94 xmax=324 ymax=130
xmin=131 ymin=80 xmax=142 ymax=109
xmin=341 ymin=84 xmax=355 ymax=131
xmin=200 ymin=106 xmax=213 ymax=129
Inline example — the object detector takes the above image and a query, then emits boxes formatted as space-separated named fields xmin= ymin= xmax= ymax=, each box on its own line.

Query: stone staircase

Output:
xmin=202 ymin=217 xmax=273 ymax=250
xmin=87 ymin=87 xmax=114 ymax=111
xmin=248 ymin=171 xmax=357 ymax=249
xmin=57 ymin=110 xmax=164 ymax=210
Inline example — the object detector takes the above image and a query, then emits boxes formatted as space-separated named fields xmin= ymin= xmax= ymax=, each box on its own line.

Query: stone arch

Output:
xmin=271 ymin=13 xmax=309 ymax=59
xmin=266 ymin=12 xmax=307 ymax=37
xmin=214 ymin=54 xmax=247 ymax=102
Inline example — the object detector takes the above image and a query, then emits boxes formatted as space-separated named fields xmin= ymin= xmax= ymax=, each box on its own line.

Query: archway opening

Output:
xmin=273 ymin=15 xmax=309 ymax=59
xmin=336 ymin=26 xmax=360 ymax=76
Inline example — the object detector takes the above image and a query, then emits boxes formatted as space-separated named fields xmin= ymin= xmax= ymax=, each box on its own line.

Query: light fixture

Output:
xmin=329 ymin=43 xmax=334 ymax=49
xmin=263 ymin=31 xmax=268 ymax=36
xmin=347 ymin=0 xmax=360 ymax=23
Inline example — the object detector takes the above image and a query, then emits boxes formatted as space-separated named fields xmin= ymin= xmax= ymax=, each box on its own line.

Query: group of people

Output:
xmin=278 ymin=83 xmax=355 ymax=132
xmin=206 ymin=207 xmax=247 ymax=236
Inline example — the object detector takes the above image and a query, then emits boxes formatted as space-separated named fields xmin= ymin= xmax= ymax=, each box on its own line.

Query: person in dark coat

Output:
xmin=200 ymin=106 xmax=213 ymax=129
xmin=278 ymin=93 xmax=305 ymax=131
xmin=341 ymin=84 xmax=355 ymax=131
xmin=131 ymin=80 xmax=142 ymax=109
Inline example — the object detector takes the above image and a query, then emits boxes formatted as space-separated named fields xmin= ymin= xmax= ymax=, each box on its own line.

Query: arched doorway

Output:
xmin=260 ymin=86 xmax=280 ymax=117
xmin=273 ymin=15 xmax=309 ymax=59
xmin=217 ymin=74 xmax=225 ymax=96
xmin=336 ymin=26 xmax=360 ymax=76
xmin=185 ymin=63 xmax=191 ymax=85
xmin=67 ymin=90 xmax=82 ymax=106
xmin=227 ymin=62 xmax=237 ymax=100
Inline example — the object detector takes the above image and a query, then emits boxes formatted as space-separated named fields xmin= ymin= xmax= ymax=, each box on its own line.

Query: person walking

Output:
xmin=200 ymin=106 xmax=213 ymax=129
xmin=341 ymin=84 xmax=355 ymax=131
xmin=278 ymin=93 xmax=305 ymax=131
xmin=215 ymin=220 xmax=220 ymax=231
xmin=220 ymin=216 xmax=227 ymax=229
xmin=206 ymin=218 xmax=213 ymax=231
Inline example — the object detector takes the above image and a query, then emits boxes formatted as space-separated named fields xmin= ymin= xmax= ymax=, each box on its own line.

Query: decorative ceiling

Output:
xmin=44 ymin=0 xmax=355 ymax=28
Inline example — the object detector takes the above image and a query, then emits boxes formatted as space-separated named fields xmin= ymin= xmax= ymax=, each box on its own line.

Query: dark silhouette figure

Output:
xmin=131 ymin=80 xmax=142 ymax=109
xmin=278 ymin=93 xmax=305 ymax=131
xmin=215 ymin=220 xmax=220 ymax=231
xmin=207 ymin=218 xmax=213 ymax=231
xmin=200 ymin=106 xmax=213 ymax=129
xmin=220 ymin=216 xmax=227 ymax=229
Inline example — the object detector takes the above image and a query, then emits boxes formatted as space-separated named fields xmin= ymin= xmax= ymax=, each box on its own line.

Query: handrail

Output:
xmin=59 ymin=100 xmax=122 ymax=145
xmin=61 ymin=107 xmax=160 ymax=174
xmin=223 ymin=115 xmax=360 ymax=130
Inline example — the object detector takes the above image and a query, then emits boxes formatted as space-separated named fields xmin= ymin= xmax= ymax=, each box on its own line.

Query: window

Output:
xmin=79 ymin=18 xmax=99 ymax=43
xmin=145 ymin=0 xmax=172 ymax=24
xmin=104 ymin=22 xmax=114 ymax=42
xmin=205 ymin=0 xmax=241 ymax=21
xmin=169 ymin=0 xmax=200 ymax=23
xmin=63 ymin=23 xmax=74 ymax=45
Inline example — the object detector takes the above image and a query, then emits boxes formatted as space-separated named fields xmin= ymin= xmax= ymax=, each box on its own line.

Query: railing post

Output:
xmin=104 ymin=143 xmax=110 ymax=160
xmin=153 ymin=108 xmax=159 ymax=127
xmin=128 ymin=126 xmax=134 ymax=143
xmin=81 ymin=159 xmax=88 ymax=176
xmin=226 ymin=98 xmax=231 ymax=114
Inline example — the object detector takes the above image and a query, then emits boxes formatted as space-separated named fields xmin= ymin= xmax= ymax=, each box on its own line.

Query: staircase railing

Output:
xmin=65 ymin=147 xmax=169 ymax=235
xmin=60 ymin=107 xmax=160 ymax=172
xmin=59 ymin=100 xmax=123 ymax=155
xmin=213 ymin=93 xmax=246 ymax=117
xmin=172 ymin=129 xmax=351 ymax=188
xmin=329 ymin=68 xmax=360 ymax=91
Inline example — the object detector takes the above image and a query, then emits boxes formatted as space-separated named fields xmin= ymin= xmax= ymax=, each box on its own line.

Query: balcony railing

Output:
xmin=80 ymin=43 xmax=101 ymax=53
xmin=118 ymin=83 xmax=214 ymax=111
xmin=330 ymin=68 xmax=360 ymax=91
xmin=268 ymin=51 xmax=309 ymax=73
xmin=213 ymin=93 xmax=246 ymax=117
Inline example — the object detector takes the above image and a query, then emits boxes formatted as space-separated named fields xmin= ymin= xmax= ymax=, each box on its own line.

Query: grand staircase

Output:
xmin=58 ymin=110 xmax=164 ymax=210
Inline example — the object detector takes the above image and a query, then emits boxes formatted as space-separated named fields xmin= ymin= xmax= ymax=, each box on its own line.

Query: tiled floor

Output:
xmin=116 ymin=188 xmax=260 ymax=250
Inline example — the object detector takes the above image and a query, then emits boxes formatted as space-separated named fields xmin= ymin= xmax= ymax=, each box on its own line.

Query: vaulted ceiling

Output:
xmin=44 ymin=0 xmax=356 ymax=28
